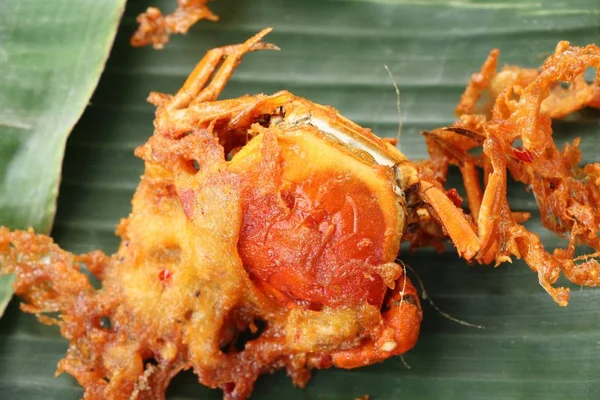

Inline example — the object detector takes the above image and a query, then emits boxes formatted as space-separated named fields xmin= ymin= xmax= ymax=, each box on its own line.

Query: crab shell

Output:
xmin=0 ymin=30 xmax=432 ymax=400
xmin=228 ymin=98 xmax=416 ymax=308
xmin=118 ymin=28 xmax=432 ymax=398
xmin=121 ymin=88 xmax=426 ymax=398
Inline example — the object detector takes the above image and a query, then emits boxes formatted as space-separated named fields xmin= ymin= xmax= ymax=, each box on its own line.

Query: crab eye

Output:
xmin=229 ymin=125 xmax=405 ymax=308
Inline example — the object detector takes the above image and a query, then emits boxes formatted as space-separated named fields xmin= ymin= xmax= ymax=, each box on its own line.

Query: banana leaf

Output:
xmin=0 ymin=275 xmax=14 ymax=317
xmin=0 ymin=0 xmax=126 ymax=315
xmin=1 ymin=0 xmax=600 ymax=398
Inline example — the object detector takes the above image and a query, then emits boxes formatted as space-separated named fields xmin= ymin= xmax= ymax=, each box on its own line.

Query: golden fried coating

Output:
xmin=424 ymin=41 xmax=600 ymax=305
xmin=131 ymin=0 xmax=218 ymax=49
xmin=0 ymin=30 xmax=423 ymax=399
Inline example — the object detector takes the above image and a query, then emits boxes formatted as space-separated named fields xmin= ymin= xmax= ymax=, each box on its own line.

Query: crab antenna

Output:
xmin=403 ymin=263 xmax=486 ymax=330
xmin=384 ymin=65 xmax=403 ymax=149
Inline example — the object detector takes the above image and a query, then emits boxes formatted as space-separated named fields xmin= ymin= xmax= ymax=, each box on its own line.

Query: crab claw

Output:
xmin=330 ymin=272 xmax=422 ymax=368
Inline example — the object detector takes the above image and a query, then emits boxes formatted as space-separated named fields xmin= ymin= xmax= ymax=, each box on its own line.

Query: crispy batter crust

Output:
xmin=424 ymin=42 xmax=600 ymax=305
xmin=0 ymin=125 xmax=421 ymax=398
xmin=131 ymin=1 xmax=219 ymax=49
xmin=0 ymin=32 xmax=422 ymax=400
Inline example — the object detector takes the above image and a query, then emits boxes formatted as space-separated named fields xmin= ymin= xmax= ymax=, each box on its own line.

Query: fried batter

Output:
xmin=0 ymin=29 xmax=423 ymax=399
xmin=131 ymin=1 xmax=218 ymax=49
xmin=424 ymin=41 xmax=600 ymax=305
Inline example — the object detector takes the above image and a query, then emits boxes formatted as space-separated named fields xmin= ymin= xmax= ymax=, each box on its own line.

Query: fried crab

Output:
xmin=423 ymin=42 xmax=600 ymax=305
xmin=1 ymin=29 xmax=599 ymax=399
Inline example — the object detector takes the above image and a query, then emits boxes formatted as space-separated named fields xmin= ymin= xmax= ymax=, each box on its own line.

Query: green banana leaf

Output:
xmin=1 ymin=0 xmax=600 ymax=398
xmin=0 ymin=0 xmax=126 ymax=232
xmin=0 ymin=0 xmax=126 ymax=315
xmin=0 ymin=275 xmax=15 ymax=317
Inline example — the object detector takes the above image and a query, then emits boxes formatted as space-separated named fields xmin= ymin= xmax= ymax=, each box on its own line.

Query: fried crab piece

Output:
xmin=1 ymin=29 xmax=452 ymax=399
xmin=424 ymin=42 xmax=600 ymax=305
xmin=131 ymin=0 xmax=218 ymax=49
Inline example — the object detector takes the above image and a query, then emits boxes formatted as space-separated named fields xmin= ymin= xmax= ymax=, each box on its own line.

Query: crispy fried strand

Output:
xmin=425 ymin=42 xmax=600 ymax=305
xmin=131 ymin=0 xmax=219 ymax=49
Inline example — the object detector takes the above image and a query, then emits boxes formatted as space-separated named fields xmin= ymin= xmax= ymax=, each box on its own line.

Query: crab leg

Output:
xmin=330 ymin=273 xmax=422 ymax=369
xmin=455 ymin=48 xmax=499 ymax=116
xmin=414 ymin=180 xmax=479 ymax=259
xmin=169 ymin=27 xmax=278 ymax=110
xmin=460 ymin=163 xmax=483 ymax=221
xmin=288 ymin=99 xmax=484 ymax=261
xmin=420 ymin=42 xmax=600 ymax=306
xmin=422 ymin=127 xmax=485 ymax=221
xmin=423 ymin=127 xmax=537 ymax=263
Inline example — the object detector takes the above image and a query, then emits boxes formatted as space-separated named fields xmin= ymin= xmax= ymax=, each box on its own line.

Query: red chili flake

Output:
xmin=158 ymin=268 xmax=172 ymax=282
xmin=512 ymin=146 xmax=534 ymax=163
xmin=165 ymin=184 xmax=177 ymax=197
xmin=446 ymin=188 xmax=463 ymax=208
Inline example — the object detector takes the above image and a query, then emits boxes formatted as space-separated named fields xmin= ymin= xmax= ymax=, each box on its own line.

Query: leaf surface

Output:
xmin=0 ymin=0 xmax=126 ymax=316
xmin=0 ymin=275 xmax=15 ymax=317
xmin=1 ymin=0 xmax=599 ymax=398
